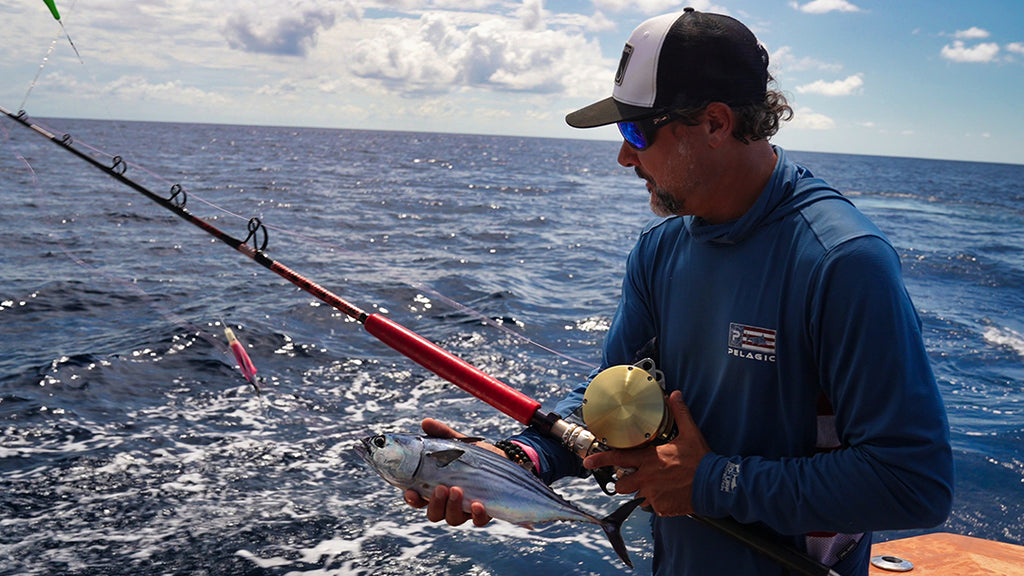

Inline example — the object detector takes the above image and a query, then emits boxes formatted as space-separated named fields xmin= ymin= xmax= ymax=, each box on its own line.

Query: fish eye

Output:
xmin=372 ymin=436 xmax=386 ymax=449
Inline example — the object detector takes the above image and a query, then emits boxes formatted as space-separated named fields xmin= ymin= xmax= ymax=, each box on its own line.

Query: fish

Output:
xmin=355 ymin=433 xmax=642 ymax=568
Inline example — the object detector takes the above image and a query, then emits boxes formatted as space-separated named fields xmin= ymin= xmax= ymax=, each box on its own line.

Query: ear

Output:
xmin=703 ymin=102 xmax=735 ymax=148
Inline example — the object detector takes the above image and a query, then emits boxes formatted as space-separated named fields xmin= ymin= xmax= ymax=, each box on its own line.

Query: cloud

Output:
xmin=33 ymin=71 xmax=232 ymax=108
xmin=594 ymin=0 xmax=729 ymax=15
xmin=953 ymin=27 xmax=990 ymax=40
xmin=101 ymin=75 xmax=233 ymax=106
xmin=1007 ymin=42 xmax=1024 ymax=55
xmin=789 ymin=107 xmax=835 ymax=130
xmin=941 ymin=40 xmax=1000 ymax=63
xmin=789 ymin=0 xmax=862 ymax=14
xmin=770 ymin=46 xmax=843 ymax=73
xmin=584 ymin=11 xmax=617 ymax=33
xmin=796 ymin=74 xmax=863 ymax=96
xmin=517 ymin=0 xmax=545 ymax=30
xmin=223 ymin=4 xmax=340 ymax=56
xmin=346 ymin=12 xmax=609 ymax=97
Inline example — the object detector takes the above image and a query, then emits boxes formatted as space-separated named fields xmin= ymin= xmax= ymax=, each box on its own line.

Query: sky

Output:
xmin=1 ymin=0 xmax=1022 ymax=165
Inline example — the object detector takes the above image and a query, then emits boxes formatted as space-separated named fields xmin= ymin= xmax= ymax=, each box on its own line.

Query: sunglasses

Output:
xmin=617 ymin=112 xmax=676 ymax=151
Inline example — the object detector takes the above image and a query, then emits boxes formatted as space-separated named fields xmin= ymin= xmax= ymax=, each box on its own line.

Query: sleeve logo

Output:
xmin=721 ymin=461 xmax=740 ymax=493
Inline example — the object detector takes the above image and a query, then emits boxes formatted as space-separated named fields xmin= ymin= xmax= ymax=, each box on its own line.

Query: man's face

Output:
xmin=618 ymin=122 xmax=706 ymax=218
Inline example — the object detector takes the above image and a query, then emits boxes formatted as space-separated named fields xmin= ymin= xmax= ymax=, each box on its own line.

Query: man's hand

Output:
xmin=582 ymin=390 xmax=711 ymax=517
xmin=403 ymin=418 xmax=498 ymax=527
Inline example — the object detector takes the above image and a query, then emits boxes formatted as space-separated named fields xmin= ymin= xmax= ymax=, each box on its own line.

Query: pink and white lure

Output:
xmin=224 ymin=326 xmax=260 ymax=393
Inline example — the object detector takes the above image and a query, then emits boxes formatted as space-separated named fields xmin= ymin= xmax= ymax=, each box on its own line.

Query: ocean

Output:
xmin=1 ymin=117 xmax=1022 ymax=575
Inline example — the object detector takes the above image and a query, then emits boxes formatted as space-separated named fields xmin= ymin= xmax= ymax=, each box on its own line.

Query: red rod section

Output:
xmin=363 ymin=313 xmax=541 ymax=425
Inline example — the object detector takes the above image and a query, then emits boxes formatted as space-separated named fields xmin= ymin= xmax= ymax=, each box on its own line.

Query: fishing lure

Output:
xmin=224 ymin=326 xmax=260 ymax=394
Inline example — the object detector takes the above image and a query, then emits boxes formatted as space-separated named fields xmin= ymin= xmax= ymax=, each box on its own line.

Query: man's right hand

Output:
xmin=403 ymin=418 xmax=496 ymax=527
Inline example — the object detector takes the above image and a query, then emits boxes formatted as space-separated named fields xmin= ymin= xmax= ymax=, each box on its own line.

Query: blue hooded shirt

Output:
xmin=513 ymin=147 xmax=953 ymax=575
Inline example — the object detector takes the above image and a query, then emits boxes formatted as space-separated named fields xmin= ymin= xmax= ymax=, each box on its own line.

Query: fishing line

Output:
xmin=43 ymin=0 xmax=83 ymax=63
xmin=22 ymin=0 xmax=83 ymax=111
xmin=19 ymin=35 xmax=60 ymax=113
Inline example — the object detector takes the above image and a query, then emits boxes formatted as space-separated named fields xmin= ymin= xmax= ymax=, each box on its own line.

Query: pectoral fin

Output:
xmin=426 ymin=449 xmax=465 ymax=467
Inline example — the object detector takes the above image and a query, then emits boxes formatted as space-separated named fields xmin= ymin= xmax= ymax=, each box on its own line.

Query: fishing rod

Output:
xmin=1 ymin=105 xmax=841 ymax=576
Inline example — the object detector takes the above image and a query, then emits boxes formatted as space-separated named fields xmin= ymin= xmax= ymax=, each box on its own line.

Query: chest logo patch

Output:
xmin=728 ymin=323 xmax=777 ymax=363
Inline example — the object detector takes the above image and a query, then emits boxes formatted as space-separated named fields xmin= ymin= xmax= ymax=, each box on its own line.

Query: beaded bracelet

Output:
xmin=494 ymin=440 xmax=537 ymax=476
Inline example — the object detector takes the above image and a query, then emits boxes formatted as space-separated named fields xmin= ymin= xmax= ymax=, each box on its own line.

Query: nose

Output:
xmin=617 ymin=141 xmax=639 ymax=167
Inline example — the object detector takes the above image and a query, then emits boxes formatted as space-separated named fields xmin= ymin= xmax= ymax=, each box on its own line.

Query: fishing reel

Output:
xmin=549 ymin=358 xmax=676 ymax=495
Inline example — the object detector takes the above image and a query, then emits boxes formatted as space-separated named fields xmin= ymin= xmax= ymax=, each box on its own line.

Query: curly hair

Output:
xmin=671 ymin=76 xmax=793 ymax=144
xmin=731 ymin=86 xmax=793 ymax=143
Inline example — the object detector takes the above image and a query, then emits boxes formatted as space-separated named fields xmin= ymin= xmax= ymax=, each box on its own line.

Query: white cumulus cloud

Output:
xmin=789 ymin=107 xmax=835 ymax=130
xmin=789 ymin=0 xmax=862 ymax=14
xmin=346 ymin=12 xmax=609 ymax=97
xmin=222 ymin=2 xmax=343 ymax=57
xmin=953 ymin=27 xmax=990 ymax=40
xmin=517 ymin=0 xmax=545 ymax=31
xmin=594 ymin=0 xmax=728 ymax=15
xmin=1007 ymin=42 xmax=1024 ymax=55
xmin=796 ymin=74 xmax=863 ymax=96
xmin=103 ymin=75 xmax=233 ymax=106
xmin=941 ymin=40 xmax=1000 ymax=63
xmin=771 ymin=46 xmax=843 ymax=73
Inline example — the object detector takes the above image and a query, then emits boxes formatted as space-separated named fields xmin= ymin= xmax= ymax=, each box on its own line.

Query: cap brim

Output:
xmin=565 ymin=97 xmax=656 ymax=129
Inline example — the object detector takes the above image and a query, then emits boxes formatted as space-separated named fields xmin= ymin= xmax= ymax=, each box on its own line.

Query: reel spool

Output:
xmin=581 ymin=358 xmax=675 ymax=450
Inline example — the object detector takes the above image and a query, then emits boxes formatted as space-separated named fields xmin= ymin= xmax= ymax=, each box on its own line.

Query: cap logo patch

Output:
xmin=615 ymin=43 xmax=634 ymax=86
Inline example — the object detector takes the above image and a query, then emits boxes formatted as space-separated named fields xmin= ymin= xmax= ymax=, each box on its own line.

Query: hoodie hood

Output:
xmin=685 ymin=147 xmax=850 ymax=245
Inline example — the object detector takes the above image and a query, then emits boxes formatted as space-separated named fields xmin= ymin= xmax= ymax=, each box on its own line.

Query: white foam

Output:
xmin=983 ymin=326 xmax=1024 ymax=360
xmin=235 ymin=549 xmax=294 ymax=568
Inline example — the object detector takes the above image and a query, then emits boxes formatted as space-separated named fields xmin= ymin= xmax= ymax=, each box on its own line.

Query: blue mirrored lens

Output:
xmin=617 ymin=121 xmax=647 ymax=150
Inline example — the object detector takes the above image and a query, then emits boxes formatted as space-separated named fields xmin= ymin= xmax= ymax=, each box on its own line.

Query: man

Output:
xmin=406 ymin=9 xmax=954 ymax=576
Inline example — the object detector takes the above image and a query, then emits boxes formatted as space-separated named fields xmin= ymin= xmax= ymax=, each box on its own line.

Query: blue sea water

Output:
xmin=1 ymin=117 xmax=1022 ymax=575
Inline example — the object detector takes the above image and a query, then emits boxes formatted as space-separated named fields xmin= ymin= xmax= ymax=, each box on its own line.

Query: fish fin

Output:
xmin=426 ymin=448 xmax=465 ymax=467
xmin=600 ymin=497 xmax=644 ymax=569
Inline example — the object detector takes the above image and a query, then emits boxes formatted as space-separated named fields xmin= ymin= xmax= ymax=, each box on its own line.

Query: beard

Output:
xmin=651 ymin=185 xmax=683 ymax=216
xmin=636 ymin=167 xmax=683 ymax=216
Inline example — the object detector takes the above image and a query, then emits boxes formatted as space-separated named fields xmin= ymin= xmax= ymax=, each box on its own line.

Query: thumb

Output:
xmin=421 ymin=418 xmax=464 ymax=439
xmin=667 ymin=390 xmax=711 ymax=455
xmin=667 ymin=390 xmax=695 ymax=428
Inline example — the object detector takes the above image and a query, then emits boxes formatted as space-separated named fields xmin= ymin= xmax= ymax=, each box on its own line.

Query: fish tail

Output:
xmin=599 ymin=497 xmax=644 ymax=569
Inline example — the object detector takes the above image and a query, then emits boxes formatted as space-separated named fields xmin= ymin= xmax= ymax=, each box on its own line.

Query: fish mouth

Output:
xmin=353 ymin=437 xmax=371 ymax=461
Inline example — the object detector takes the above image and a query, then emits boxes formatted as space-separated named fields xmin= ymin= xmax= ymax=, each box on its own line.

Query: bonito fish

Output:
xmin=355 ymin=433 xmax=642 ymax=568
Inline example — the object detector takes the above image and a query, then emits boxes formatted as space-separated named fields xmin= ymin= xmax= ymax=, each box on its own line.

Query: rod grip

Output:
xmin=363 ymin=314 xmax=541 ymax=425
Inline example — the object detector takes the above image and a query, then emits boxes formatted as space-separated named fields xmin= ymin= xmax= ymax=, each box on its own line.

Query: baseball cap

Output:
xmin=566 ymin=8 xmax=769 ymax=129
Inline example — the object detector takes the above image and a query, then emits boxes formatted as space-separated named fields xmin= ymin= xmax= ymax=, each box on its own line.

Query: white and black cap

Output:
xmin=566 ymin=8 xmax=770 ymax=128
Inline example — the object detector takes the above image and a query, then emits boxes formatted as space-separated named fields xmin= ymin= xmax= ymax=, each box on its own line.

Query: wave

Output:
xmin=983 ymin=326 xmax=1024 ymax=361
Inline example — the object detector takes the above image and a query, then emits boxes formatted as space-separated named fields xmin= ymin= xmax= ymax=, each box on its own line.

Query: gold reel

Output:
xmin=581 ymin=359 xmax=675 ymax=449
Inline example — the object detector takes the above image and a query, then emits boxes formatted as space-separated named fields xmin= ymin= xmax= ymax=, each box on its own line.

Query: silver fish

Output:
xmin=355 ymin=433 xmax=641 ymax=568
